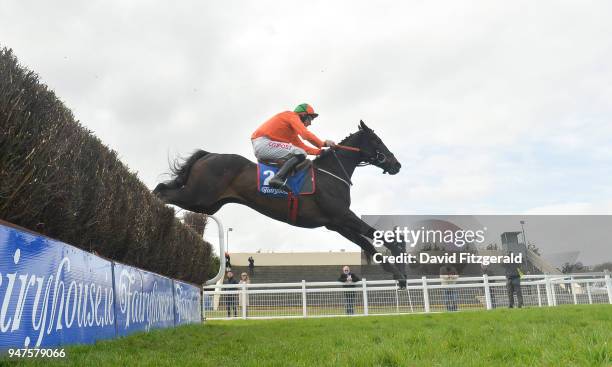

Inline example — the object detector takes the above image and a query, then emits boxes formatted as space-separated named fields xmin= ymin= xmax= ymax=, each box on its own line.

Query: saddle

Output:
xmin=259 ymin=158 xmax=312 ymax=172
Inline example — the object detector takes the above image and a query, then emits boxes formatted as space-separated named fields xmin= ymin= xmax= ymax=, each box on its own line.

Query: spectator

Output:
xmin=338 ymin=265 xmax=361 ymax=315
xmin=239 ymin=272 xmax=251 ymax=316
xmin=505 ymin=260 xmax=524 ymax=308
xmin=224 ymin=271 xmax=239 ymax=317
xmin=440 ymin=265 xmax=459 ymax=311
xmin=248 ymin=256 xmax=255 ymax=275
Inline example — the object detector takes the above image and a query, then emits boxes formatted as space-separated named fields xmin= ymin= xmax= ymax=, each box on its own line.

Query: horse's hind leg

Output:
xmin=152 ymin=180 xmax=182 ymax=199
xmin=154 ymin=185 xmax=224 ymax=215
xmin=155 ymin=153 xmax=252 ymax=214
xmin=153 ymin=183 xmax=175 ymax=202
xmin=153 ymin=185 xmax=188 ymax=207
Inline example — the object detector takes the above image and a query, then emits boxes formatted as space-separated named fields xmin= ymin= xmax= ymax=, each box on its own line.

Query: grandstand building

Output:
xmin=229 ymin=251 xmax=372 ymax=283
xmin=229 ymin=232 xmax=565 ymax=283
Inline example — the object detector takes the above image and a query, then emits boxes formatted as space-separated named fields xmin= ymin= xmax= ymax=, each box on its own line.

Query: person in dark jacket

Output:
xmin=248 ymin=256 xmax=255 ymax=275
xmin=224 ymin=271 xmax=239 ymax=317
xmin=504 ymin=260 xmax=524 ymax=308
xmin=338 ymin=266 xmax=361 ymax=315
xmin=225 ymin=252 xmax=232 ymax=269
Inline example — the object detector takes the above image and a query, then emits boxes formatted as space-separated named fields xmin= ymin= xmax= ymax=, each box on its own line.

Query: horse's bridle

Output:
xmin=324 ymin=144 xmax=391 ymax=186
xmin=336 ymin=144 xmax=389 ymax=170
xmin=360 ymin=150 xmax=387 ymax=167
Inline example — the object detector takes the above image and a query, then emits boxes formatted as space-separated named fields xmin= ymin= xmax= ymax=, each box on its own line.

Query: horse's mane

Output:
xmin=338 ymin=131 xmax=358 ymax=145
xmin=339 ymin=126 xmax=370 ymax=146
xmin=313 ymin=130 xmax=363 ymax=164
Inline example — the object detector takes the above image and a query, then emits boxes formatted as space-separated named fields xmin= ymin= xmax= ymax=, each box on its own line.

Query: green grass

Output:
xmin=3 ymin=305 xmax=611 ymax=367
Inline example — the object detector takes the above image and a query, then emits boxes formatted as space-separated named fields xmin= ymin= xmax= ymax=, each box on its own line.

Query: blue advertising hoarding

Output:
xmin=0 ymin=225 xmax=116 ymax=350
xmin=113 ymin=263 xmax=175 ymax=336
xmin=174 ymin=280 xmax=202 ymax=325
xmin=0 ymin=223 xmax=202 ymax=351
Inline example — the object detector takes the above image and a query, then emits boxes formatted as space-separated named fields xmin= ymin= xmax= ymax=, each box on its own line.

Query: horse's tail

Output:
xmin=171 ymin=150 xmax=210 ymax=186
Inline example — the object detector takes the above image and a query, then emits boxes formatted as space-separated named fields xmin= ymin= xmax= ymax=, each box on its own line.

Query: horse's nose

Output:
xmin=388 ymin=161 xmax=401 ymax=175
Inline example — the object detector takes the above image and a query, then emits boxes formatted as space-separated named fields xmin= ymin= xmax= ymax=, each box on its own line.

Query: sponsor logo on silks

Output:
xmin=268 ymin=141 xmax=292 ymax=150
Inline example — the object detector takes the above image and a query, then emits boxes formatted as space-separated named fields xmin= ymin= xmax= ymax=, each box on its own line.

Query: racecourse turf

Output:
xmin=3 ymin=304 xmax=611 ymax=367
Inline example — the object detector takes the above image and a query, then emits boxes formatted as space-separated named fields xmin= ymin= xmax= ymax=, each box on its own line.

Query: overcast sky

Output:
xmin=2 ymin=1 xmax=611 ymax=264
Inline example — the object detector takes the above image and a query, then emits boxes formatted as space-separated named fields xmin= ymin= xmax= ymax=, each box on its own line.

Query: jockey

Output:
xmin=251 ymin=103 xmax=336 ymax=191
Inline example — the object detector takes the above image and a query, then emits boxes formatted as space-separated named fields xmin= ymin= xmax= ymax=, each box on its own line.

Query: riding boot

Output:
xmin=269 ymin=155 xmax=303 ymax=192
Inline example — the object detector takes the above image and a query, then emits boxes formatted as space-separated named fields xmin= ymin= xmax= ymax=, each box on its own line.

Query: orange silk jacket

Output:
xmin=251 ymin=111 xmax=324 ymax=155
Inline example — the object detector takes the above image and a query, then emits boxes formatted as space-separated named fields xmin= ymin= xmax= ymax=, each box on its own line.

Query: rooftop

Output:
xmin=229 ymin=251 xmax=362 ymax=266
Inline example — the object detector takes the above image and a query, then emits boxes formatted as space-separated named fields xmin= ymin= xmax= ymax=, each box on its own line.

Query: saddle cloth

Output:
xmin=257 ymin=161 xmax=315 ymax=197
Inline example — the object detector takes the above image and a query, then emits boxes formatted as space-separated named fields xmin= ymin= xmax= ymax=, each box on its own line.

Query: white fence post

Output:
xmin=395 ymin=281 xmax=400 ymax=314
xmin=483 ymin=274 xmax=492 ymax=310
xmin=241 ymin=283 xmax=247 ymax=319
xmin=536 ymin=284 xmax=542 ymax=307
xmin=202 ymin=291 xmax=207 ymax=320
xmin=571 ymin=276 xmax=577 ymax=305
xmin=362 ymin=278 xmax=369 ymax=316
xmin=302 ymin=280 xmax=307 ymax=317
xmin=545 ymin=274 xmax=554 ymax=307
xmin=605 ymin=271 xmax=612 ymax=305
xmin=586 ymin=282 xmax=593 ymax=304
xmin=422 ymin=276 xmax=430 ymax=313
xmin=551 ymin=278 xmax=557 ymax=306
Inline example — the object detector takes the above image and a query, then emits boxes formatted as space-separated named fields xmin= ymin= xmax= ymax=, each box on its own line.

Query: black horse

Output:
xmin=154 ymin=121 xmax=406 ymax=283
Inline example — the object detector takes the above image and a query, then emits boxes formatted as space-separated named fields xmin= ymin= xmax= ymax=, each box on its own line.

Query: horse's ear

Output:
xmin=359 ymin=120 xmax=371 ymax=131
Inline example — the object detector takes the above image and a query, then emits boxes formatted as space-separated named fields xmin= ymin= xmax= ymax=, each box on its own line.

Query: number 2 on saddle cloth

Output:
xmin=256 ymin=161 xmax=316 ymax=224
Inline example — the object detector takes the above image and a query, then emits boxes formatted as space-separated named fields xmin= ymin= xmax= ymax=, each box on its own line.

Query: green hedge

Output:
xmin=0 ymin=47 xmax=214 ymax=284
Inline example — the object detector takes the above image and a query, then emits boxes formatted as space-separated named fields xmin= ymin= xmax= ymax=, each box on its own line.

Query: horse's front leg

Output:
xmin=337 ymin=212 xmax=409 ymax=269
xmin=327 ymin=219 xmax=407 ymax=287
xmin=334 ymin=210 xmax=378 ymax=240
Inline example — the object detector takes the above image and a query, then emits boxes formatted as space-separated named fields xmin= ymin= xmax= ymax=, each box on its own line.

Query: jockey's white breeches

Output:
xmin=251 ymin=137 xmax=307 ymax=161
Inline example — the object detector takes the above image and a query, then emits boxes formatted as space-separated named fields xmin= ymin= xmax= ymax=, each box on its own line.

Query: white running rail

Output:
xmin=202 ymin=272 xmax=612 ymax=320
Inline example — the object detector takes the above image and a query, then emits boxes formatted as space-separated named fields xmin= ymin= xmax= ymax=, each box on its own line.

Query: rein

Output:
xmin=315 ymin=145 xmax=359 ymax=187
xmin=314 ymin=135 xmax=384 ymax=187
xmin=330 ymin=149 xmax=353 ymax=186
xmin=336 ymin=144 xmax=360 ymax=152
